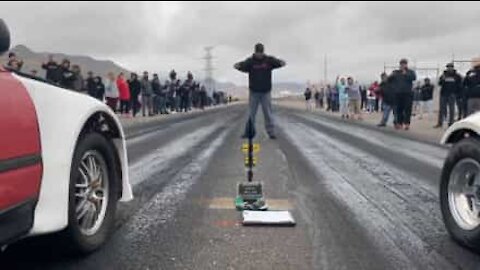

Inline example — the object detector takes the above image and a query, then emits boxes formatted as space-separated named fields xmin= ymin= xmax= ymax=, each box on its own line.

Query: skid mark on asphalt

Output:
xmin=296 ymin=113 xmax=446 ymax=168
xmin=128 ymin=121 xmax=230 ymax=186
xmin=212 ymin=219 xmax=240 ymax=228
xmin=279 ymin=119 xmax=461 ymax=270
xmin=204 ymin=197 xmax=293 ymax=210
xmin=123 ymin=128 xmax=230 ymax=243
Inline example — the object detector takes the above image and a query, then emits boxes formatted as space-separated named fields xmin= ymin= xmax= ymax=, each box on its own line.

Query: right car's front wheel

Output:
xmin=62 ymin=133 xmax=119 ymax=254
xmin=441 ymin=137 xmax=480 ymax=250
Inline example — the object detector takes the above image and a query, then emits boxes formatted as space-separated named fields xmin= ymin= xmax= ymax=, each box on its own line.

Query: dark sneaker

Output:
xmin=377 ymin=123 xmax=386 ymax=127
xmin=269 ymin=134 xmax=277 ymax=140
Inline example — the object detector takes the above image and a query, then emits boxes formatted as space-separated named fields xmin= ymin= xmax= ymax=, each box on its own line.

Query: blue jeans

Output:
xmin=339 ymin=98 xmax=348 ymax=115
xmin=437 ymin=95 xmax=455 ymax=126
xmin=367 ymin=99 xmax=376 ymax=112
xmin=380 ymin=103 xmax=393 ymax=125
xmin=174 ymin=96 xmax=181 ymax=112
xmin=244 ymin=92 xmax=274 ymax=136
xmin=157 ymin=96 xmax=167 ymax=113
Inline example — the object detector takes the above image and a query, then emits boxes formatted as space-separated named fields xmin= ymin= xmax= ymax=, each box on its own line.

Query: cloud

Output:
xmin=1 ymin=2 xmax=152 ymax=56
xmin=1 ymin=1 xmax=480 ymax=84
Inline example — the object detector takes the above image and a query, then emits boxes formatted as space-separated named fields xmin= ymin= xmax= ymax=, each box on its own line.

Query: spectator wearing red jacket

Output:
xmin=117 ymin=73 xmax=131 ymax=116
xmin=369 ymin=81 xmax=382 ymax=112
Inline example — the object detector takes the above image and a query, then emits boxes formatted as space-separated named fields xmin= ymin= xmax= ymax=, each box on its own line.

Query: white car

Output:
xmin=0 ymin=20 xmax=132 ymax=253
xmin=441 ymin=112 xmax=480 ymax=250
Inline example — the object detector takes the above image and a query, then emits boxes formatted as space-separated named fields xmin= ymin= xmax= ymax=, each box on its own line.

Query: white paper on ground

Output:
xmin=242 ymin=210 xmax=296 ymax=226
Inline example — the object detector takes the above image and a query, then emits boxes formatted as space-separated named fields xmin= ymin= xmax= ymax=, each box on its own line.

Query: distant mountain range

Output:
xmin=1 ymin=44 xmax=130 ymax=78
xmin=1 ymin=45 xmax=304 ymax=98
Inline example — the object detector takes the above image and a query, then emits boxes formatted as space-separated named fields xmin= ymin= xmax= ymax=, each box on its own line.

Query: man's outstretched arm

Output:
xmin=234 ymin=58 xmax=251 ymax=73
xmin=270 ymin=57 xmax=286 ymax=70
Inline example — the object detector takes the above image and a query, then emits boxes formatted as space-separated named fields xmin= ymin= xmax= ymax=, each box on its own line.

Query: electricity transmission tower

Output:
xmin=203 ymin=46 xmax=215 ymax=97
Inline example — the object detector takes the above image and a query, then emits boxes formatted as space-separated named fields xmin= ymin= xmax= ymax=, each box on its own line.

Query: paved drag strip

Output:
xmin=123 ymin=128 xmax=230 ymax=243
xmin=128 ymin=121 xmax=231 ymax=186
xmin=278 ymin=118 xmax=476 ymax=270
xmin=295 ymin=113 xmax=446 ymax=168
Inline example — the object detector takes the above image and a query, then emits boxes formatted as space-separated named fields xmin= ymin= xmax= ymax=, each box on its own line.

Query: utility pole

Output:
xmin=324 ymin=54 xmax=328 ymax=84
xmin=203 ymin=46 xmax=215 ymax=97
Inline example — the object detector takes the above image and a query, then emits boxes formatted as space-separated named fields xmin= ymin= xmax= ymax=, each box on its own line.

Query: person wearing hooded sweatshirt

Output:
xmin=325 ymin=85 xmax=332 ymax=111
xmin=377 ymin=73 xmax=395 ymax=127
xmin=128 ymin=73 xmax=142 ymax=117
xmin=141 ymin=71 xmax=154 ymax=116
xmin=314 ymin=89 xmax=320 ymax=109
xmin=419 ymin=77 xmax=434 ymax=120
xmin=464 ymin=58 xmax=480 ymax=115
xmin=304 ymin=86 xmax=313 ymax=111
xmin=59 ymin=59 xmax=76 ymax=90
xmin=151 ymin=73 xmax=162 ymax=115
xmin=434 ymin=63 xmax=463 ymax=128
xmin=93 ymin=76 xmax=105 ymax=101
xmin=336 ymin=76 xmax=349 ymax=119
xmin=319 ymin=87 xmax=325 ymax=109
xmin=105 ymin=72 xmax=119 ymax=112
xmin=388 ymin=59 xmax=416 ymax=130
xmin=71 ymin=65 xmax=84 ymax=92
xmin=234 ymin=43 xmax=286 ymax=139
xmin=200 ymin=85 xmax=207 ymax=110
xmin=180 ymin=72 xmax=194 ymax=113
xmin=6 ymin=52 xmax=23 ymax=72
xmin=117 ymin=73 xmax=131 ymax=116
xmin=86 ymin=71 xmax=96 ymax=98
xmin=166 ymin=70 xmax=177 ymax=112
xmin=174 ymin=79 xmax=182 ymax=112
xmin=347 ymin=77 xmax=362 ymax=120
xmin=368 ymin=81 xmax=379 ymax=113
xmin=41 ymin=55 xmax=61 ymax=84
xmin=158 ymin=79 xmax=169 ymax=114
xmin=367 ymin=82 xmax=377 ymax=113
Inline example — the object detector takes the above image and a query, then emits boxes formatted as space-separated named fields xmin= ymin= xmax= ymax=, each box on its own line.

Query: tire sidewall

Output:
xmin=440 ymin=137 xmax=480 ymax=250
xmin=67 ymin=133 xmax=119 ymax=254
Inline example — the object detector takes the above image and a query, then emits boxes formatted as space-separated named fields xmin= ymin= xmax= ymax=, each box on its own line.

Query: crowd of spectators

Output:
xmin=5 ymin=53 xmax=231 ymax=118
xmin=305 ymin=58 xmax=480 ymax=131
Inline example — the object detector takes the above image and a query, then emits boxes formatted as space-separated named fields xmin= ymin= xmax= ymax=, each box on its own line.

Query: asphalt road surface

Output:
xmin=2 ymin=105 xmax=480 ymax=270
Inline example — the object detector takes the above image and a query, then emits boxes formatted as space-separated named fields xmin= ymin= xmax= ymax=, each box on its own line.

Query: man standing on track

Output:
xmin=434 ymin=63 xmax=462 ymax=128
xmin=388 ymin=59 xmax=417 ymax=130
xmin=234 ymin=43 xmax=286 ymax=139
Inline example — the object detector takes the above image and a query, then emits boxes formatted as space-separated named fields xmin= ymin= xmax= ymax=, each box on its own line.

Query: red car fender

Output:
xmin=0 ymin=68 xmax=42 ymax=210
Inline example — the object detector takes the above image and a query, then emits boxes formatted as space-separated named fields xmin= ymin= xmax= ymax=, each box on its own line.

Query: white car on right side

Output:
xmin=440 ymin=112 xmax=480 ymax=250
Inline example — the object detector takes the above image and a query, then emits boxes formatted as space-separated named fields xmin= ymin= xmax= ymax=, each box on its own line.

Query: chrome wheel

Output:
xmin=448 ymin=158 xmax=480 ymax=231
xmin=75 ymin=150 xmax=109 ymax=236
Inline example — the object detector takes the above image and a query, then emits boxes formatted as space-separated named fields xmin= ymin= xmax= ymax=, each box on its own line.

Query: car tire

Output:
xmin=62 ymin=132 xmax=119 ymax=254
xmin=441 ymin=137 xmax=480 ymax=250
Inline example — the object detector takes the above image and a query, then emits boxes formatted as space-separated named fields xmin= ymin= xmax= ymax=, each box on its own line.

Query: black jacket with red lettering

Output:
xmin=235 ymin=53 xmax=285 ymax=93
xmin=465 ymin=67 xmax=480 ymax=99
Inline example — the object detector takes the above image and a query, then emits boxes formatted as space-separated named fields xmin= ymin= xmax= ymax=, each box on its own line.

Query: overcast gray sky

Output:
xmin=1 ymin=1 xmax=479 ymax=84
